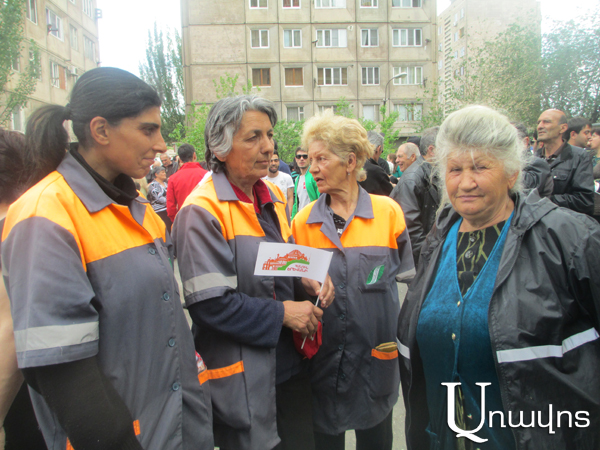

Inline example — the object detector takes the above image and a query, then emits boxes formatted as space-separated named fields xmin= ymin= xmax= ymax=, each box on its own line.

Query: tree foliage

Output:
xmin=541 ymin=12 xmax=600 ymax=123
xmin=139 ymin=23 xmax=184 ymax=142
xmin=0 ymin=0 xmax=40 ymax=127
xmin=274 ymin=119 xmax=304 ymax=164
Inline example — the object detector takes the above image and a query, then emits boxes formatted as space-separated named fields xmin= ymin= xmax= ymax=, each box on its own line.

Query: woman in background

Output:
xmin=147 ymin=165 xmax=171 ymax=232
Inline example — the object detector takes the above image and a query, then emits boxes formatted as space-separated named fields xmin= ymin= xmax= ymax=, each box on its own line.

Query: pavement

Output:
xmin=174 ymin=260 xmax=409 ymax=449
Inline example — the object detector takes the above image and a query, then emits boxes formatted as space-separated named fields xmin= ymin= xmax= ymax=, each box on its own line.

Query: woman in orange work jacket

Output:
xmin=292 ymin=111 xmax=416 ymax=450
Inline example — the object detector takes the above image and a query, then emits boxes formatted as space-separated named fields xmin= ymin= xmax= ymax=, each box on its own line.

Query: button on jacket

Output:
xmin=398 ymin=190 xmax=600 ymax=450
xmin=173 ymin=171 xmax=293 ymax=450
xmin=292 ymin=187 xmax=415 ymax=435
xmin=1 ymin=153 xmax=213 ymax=450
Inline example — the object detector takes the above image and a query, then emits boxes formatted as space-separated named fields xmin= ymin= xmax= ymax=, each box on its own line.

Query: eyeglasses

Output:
xmin=295 ymin=154 xmax=308 ymax=160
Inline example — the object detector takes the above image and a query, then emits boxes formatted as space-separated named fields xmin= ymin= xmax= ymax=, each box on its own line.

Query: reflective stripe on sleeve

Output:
xmin=183 ymin=273 xmax=238 ymax=297
xmin=399 ymin=342 xmax=410 ymax=360
xmin=496 ymin=328 xmax=600 ymax=363
xmin=14 ymin=322 xmax=99 ymax=353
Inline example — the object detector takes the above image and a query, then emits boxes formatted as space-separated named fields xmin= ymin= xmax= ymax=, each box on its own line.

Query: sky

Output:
xmin=96 ymin=0 xmax=598 ymax=77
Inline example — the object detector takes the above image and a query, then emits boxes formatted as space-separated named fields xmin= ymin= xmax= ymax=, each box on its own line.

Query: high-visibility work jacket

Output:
xmin=173 ymin=171 xmax=291 ymax=450
xmin=1 ymin=153 xmax=213 ymax=450
xmin=292 ymin=187 xmax=415 ymax=435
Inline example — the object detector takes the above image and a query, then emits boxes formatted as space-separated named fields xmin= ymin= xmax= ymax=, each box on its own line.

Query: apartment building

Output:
xmin=181 ymin=0 xmax=437 ymax=136
xmin=437 ymin=0 xmax=540 ymax=107
xmin=6 ymin=0 xmax=100 ymax=132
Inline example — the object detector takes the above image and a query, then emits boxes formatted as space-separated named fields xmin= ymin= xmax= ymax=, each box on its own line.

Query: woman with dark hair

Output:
xmin=1 ymin=67 xmax=213 ymax=450
xmin=147 ymin=165 xmax=172 ymax=232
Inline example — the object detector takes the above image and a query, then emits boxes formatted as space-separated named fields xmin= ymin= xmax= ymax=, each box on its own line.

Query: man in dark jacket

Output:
xmin=535 ymin=109 xmax=594 ymax=215
xmin=359 ymin=131 xmax=393 ymax=196
xmin=390 ymin=130 xmax=440 ymax=266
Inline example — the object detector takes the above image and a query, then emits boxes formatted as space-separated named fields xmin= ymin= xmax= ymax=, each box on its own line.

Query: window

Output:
xmin=360 ymin=0 xmax=377 ymax=7
xmin=460 ymin=7 xmax=464 ymax=18
xmin=11 ymin=53 xmax=20 ymax=72
xmin=250 ymin=0 xmax=267 ymax=7
xmin=396 ymin=103 xmax=422 ymax=121
xmin=438 ymin=43 xmax=442 ymax=51
xmin=454 ymin=31 xmax=458 ymax=41
xmin=392 ymin=0 xmax=421 ymax=7
xmin=459 ymin=27 xmax=465 ymax=38
xmin=11 ymin=106 xmax=24 ymax=132
xmin=285 ymin=68 xmax=303 ymax=86
xmin=319 ymin=105 xmax=338 ymax=114
xmin=460 ymin=46 xmax=465 ymax=57
xmin=283 ymin=29 xmax=301 ymax=48
xmin=83 ymin=0 xmax=93 ymax=17
xmin=363 ymin=105 xmax=378 ymax=122
xmin=84 ymin=36 xmax=96 ymax=61
xmin=460 ymin=66 xmax=464 ymax=76
xmin=315 ymin=0 xmax=345 ymax=8
xmin=453 ymin=50 xmax=458 ymax=59
xmin=361 ymin=29 xmax=378 ymax=47
xmin=316 ymin=29 xmax=347 ymax=48
xmin=46 ymin=8 xmax=63 ymax=40
xmin=283 ymin=0 xmax=299 ymax=6
xmin=438 ymin=60 xmax=443 ymax=70
xmin=26 ymin=0 xmax=37 ymax=23
xmin=438 ymin=26 xmax=442 ymax=35
xmin=317 ymin=67 xmax=347 ymax=86
xmin=29 ymin=49 xmax=41 ymax=80
xmin=251 ymin=29 xmax=269 ymax=48
xmin=394 ymin=66 xmax=423 ymax=85
xmin=392 ymin=28 xmax=422 ymax=47
xmin=50 ymin=62 xmax=60 ymax=88
xmin=70 ymin=26 xmax=78 ymax=51
xmin=287 ymin=106 xmax=304 ymax=121
xmin=361 ymin=67 xmax=379 ymax=85
xmin=252 ymin=68 xmax=271 ymax=86
xmin=454 ymin=13 xmax=458 ymax=24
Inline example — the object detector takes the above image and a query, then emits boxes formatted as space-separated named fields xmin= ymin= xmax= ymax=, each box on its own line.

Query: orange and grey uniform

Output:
xmin=173 ymin=171 xmax=292 ymax=450
xmin=1 ymin=153 xmax=213 ymax=450
xmin=292 ymin=187 xmax=415 ymax=435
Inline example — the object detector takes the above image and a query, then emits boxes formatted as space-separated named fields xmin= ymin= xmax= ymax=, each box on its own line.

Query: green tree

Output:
xmin=378 ymin=105 xmax=400 ymax=155
xmin=0 ymin=0 xmax=40 ymax=127
xmin=449 ymin=23 xmax=542 ymax=128
xmin=274 ymin=119 xmax=304 ymax=164
xmin=541 ymin=13 xmax=600 ymax=122
xmin=139 ymin=23 xmax=184 ymax=142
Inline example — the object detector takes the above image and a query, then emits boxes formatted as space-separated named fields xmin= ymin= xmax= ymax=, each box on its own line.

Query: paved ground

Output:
xmin=174 ymin=260 xmax=409 ymax=449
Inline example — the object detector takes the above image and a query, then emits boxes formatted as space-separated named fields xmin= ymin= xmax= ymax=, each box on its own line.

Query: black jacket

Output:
xmin=398 ymin=190 xmax=600 ymax=450
xmin=359 ymin=158 xmax=393 ymax=196
xmin=389 ymin=156 xmax=439 ymax=265
xmin=535 ymin=143 xmax=594 ymax=215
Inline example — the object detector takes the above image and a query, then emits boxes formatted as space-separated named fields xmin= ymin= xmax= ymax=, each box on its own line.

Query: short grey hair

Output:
xmin=419 ymin=127 xmax=439 ymax=156
xmin=434 ymin=105 xmax=525 ymax=206
xmin=204 ymin=95 xmax=278 ymax=173
xmin=399 ymin=142 xmax=420 ymax=158
xmin=367 ymin=131 xmax=384 ymax=150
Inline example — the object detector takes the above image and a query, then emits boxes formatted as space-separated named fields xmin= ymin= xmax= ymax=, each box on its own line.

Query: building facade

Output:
xmin=437 ymin=0 xmax=540 ymax=108
xmin=6 ymin=0 xmax=100 ymax=132
xmin=181 ymin=0 xmax=437 ymax=136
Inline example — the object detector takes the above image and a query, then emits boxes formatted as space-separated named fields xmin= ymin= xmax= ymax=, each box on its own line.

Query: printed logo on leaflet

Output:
xmin=262 ymin=249 xmax=310 ymax=273
xmin=443 ymin=382 xmax=590 ymax=443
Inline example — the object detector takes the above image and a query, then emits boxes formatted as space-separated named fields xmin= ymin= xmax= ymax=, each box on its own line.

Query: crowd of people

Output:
xmin=1 ymin=66 xmax=599 ymax=450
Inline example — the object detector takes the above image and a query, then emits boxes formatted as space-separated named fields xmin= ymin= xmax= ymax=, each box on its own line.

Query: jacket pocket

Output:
xmin=207 ymin=360 xmax=252 ymax=430
xmin=359 ymin=253 xmax=389 ymax=293
xmin=369 ymin=346 xmax=400 ymax=398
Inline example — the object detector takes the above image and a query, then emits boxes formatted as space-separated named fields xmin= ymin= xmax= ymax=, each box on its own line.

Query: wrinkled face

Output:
xmin=220 ymin=110 xmax=274 ymax=185
xmin=295 ymin=150 xmax=309 ymax=169
xmin=269 ymin=154 xmax=280 ymax=174
xmin=308 ymin=140 xmax=350 ymax=195
xmin=160 ymin=153 xmax=172 ymax=167
xmin=590 ymin=132 xmax=600 ymax=152
xmin=101 ymin=106 xmax=167 ymax=182
xmin=446 ymin=151 xmax=517 ymax=227
xmin=537 ymin=110 xmax=567 ymax=143
xmin=155 ymin=169 xmax=167 ymax=182
xmin=395 ymin=147 xmax=416 ymax=172
xmin=571 ymin=124 xmax=591 ymax=148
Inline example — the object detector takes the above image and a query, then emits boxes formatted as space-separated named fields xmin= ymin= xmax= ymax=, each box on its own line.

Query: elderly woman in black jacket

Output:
xmin=398 ymin=105 xmax=600 ymax=450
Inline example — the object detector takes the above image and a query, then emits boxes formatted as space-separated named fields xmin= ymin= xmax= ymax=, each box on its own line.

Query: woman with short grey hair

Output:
xmin=173 ymin=95 xmax=334 ymax=450
xmin=399 ymin=105 xmax=600 ymax=449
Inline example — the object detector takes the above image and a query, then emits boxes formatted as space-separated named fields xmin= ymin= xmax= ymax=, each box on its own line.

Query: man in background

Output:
xmin=291 ymin=147 xmax=319 ymax=219
xmin=566 ymin=117 xmax=592 ymax=150
xmin=264 ymin=150 xmax=295 ymax=220
xmin=160 ymin=152 xmax=179 ymax=179
xmin=166 ymin=144 xmax=207 ymax=222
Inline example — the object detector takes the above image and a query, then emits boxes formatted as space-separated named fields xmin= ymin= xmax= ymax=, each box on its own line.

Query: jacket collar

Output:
xmin=211 ymin=170 xmax=284 ymax=204
xmin=305 ymin=185 xmax=373 ymax=251
xmin=536 ymin=141 xmax=573 ymax=165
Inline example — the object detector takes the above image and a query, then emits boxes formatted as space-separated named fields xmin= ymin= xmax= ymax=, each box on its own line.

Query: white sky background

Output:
xmin=97 ymin=0 xmax=599 ymax=77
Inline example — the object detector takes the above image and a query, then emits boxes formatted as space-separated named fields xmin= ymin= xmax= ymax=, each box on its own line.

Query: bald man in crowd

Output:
xmin=535 ymin=109 xmax=594 ymax=215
